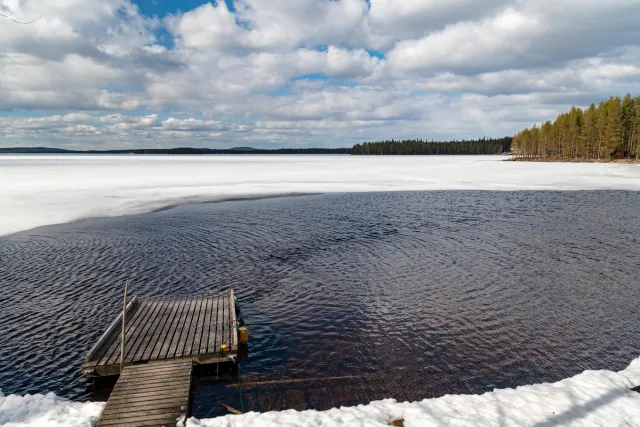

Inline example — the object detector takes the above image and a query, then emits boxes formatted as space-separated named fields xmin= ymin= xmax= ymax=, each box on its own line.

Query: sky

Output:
xmin=0 ymin=0 xmax=639 ymax=149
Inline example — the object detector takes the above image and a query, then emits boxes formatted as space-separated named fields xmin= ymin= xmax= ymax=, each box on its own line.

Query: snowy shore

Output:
xmin=1 ymin=357 xmax=639 ymax=427
xmin=2 ymin=155 xmax=640 ymax=236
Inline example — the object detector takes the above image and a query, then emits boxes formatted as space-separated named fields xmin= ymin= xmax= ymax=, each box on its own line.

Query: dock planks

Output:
xmin=96 ymin=359 xmax=193 ymax=427
xmin=84 ymin=290 xmax=237 ymax=377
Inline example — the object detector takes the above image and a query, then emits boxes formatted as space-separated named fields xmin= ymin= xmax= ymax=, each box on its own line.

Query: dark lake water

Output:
xmin=1 ymin=191 xmax=639 ymax=418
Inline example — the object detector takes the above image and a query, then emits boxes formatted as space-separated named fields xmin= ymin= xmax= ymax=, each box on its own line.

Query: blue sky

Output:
xmin=134 ymin=0 xmax=236 ymax=16
xmin=0 ymin=0 xmax=639 ymax=149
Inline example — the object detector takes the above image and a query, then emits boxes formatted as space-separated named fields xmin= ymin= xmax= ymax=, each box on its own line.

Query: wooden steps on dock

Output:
xmin=83 ymin=290 xmax=238 ymax=376
xmin=96 ymin=359 xmax=193 ymax=427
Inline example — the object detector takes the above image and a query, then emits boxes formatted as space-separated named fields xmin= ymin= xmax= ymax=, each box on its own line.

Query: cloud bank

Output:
xmin=1 ymin=0 xmax=639 ymax=148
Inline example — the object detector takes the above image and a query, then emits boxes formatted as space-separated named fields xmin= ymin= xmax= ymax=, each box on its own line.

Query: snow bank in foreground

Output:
xmin=0 ymin=390 xmax=103 ymax=427
xmin=0 ymin=357 xmax=638 ymax=427
xmin=188 ymin=357 xmax=640 ymax=427
xmin=2 ymin=155 xmax=640 ymax=236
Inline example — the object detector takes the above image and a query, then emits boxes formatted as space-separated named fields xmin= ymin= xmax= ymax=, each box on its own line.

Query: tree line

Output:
xmin=0 ymin=147 xmax=351 ymax=155
xmin=351 ymin=137 xmax=512 ymax=155
xmin=512 ymin=94 xmax=640 ymax=160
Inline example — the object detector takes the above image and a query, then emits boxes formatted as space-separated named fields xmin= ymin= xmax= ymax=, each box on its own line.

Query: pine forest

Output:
xmin=512 ymin=94 xmax=640 ymax=160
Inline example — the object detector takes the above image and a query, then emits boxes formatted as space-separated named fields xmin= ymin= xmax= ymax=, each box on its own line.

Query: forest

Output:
xmin=351 ymin=137 xmax=512 ymax=155
xmin=512 ymin=94 xmax=640 ymax=160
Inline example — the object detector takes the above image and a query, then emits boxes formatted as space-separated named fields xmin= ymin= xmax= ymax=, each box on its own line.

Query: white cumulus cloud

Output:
xmin=1 ymin=0 xmax=639 ymax=148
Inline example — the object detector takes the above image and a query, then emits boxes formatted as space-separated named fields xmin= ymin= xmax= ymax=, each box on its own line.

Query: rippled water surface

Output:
xmin=1 ymin=191 xmax=639 ymax=417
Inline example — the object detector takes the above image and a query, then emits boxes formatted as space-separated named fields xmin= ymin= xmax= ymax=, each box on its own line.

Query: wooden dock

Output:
xmin=84 ymin=290 xmax=238 ymax=377
xmin=96 ymin=360 xmax=192 ymax=427
xmin=85 ymin=289 xmax=242 ymax=426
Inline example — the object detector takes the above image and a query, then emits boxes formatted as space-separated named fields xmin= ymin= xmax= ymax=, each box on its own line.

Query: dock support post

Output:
xmin=120 ymin=280 xmax=128 ymax=373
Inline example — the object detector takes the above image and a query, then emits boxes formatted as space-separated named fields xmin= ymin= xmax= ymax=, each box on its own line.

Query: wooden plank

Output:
xmin=108 ymin=372 xmax=190 ymax=384
xmin=154 ymin=297 xmax=190 ymax=360
xmin=229 ymin=289 xmax=238 ymax=351
xmin=187 ymin=294 xmax=207 ymax=357
xmin=213 ymin=294 xmax=225 ymax=352
xmin=116 ymin=365 xmax=192 ymax=382
xmin=98 ymin=413 xmax=183 ymax=427
xmin=145 ymin=297 xmax=186 ymax=361
xmin=176 ymin=298 xmax=202 ymax=356
xmin=96 ymin=360 xmax=192 ymax=427
xmin=118 ymin=364 xmax=191 ymax=378
xmin=105 ymin=391 xmax=191 ymax=405
xmin=119 ymin=364 xmax=191 ymax=376
xmin=224 ymin=295 xmax=233 ymax=352
xmin=107 ymin=381 xmax=191 ymax=395
xmin=85 ymin=297 xmax=139 ymax=365
xmin=171 ymin=297 xmax=197 ymax=358
xmin=220 ymin=293 xmax=227 ymax=350
xmin=93 ymin=299 xmax=149 ymax=367
xmin=100 ymin=402 xmax=189 ymax=416
xmin=207 ymin=296 xmax=220 ymax=353
xmin=180 ymin=296 xmax=205 ymax=357
xmin=207 ymin=294 xmax=220 ymax=354
xmin=128 ymin=299 xmax=174 ymax=363
xmin=114 ymin=371 xmax=191 ymax=385
xmin=100 ymin=299 xmax=154 ymax=365
xmin=141 ymin=298 xmax=182 ymax=361
xmin=87 ymin=302 xmax=143 ymax=368
xmin=124 ymin=359 xmax=191 ymax=369
xmin=103 ymin=299 xmax=161 ymax=366
xmin=222 ymin=292 xmax=229 ymax=351
xmin=198 ymin=294 xmax=213 ymax=355
xmin=161 ymin=297 xmax=195 ymax=359
xmin=172 ymin=297 xmax=195 ymax=359
xmin=104 ymin=390 xmax=190 ymax=404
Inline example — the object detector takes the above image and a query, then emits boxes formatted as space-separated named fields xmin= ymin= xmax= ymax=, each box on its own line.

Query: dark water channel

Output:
xmin=1 ymin=191 xmax=639 ymax=418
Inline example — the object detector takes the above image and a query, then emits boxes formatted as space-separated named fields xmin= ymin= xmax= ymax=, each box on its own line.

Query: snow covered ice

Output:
xmin=1 ymin=357 xmax=639 ymax=426
xmin=1 ymin=155 xmax=640 ymax=236
xmin=0 ymin=390 xmax=103 ymax=427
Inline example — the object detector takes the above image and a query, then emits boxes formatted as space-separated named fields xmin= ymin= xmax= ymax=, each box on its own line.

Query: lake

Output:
xmin=1 ymin=191 xmax=639 ymax=418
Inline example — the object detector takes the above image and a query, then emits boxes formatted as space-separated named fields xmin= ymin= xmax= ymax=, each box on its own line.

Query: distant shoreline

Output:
xmin=508 ymin=157 xmax=640 ymax=164
xmin=0 ymin=147 xmax=351 ymax=155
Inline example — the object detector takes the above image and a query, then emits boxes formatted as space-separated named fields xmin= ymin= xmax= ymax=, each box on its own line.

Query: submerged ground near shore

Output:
xmin=1 ymin=155 xmax=640 ymax=426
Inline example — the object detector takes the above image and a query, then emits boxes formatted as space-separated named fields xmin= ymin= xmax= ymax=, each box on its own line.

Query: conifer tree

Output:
xmin=512 ymin=94 xmax=638 ymax=160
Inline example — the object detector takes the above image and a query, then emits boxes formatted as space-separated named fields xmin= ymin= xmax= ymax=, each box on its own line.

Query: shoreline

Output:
xmin=1 ymin=356 xmax=638 ymax=426
xmin=507 ymin=157 xmax=640 ymax=164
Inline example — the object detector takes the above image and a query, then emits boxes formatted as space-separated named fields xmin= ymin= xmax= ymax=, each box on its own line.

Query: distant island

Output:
xmin=0 ymin=146 xmax=351 ymax=155
xmin=350 ymin=137 xmax=512 ymax=155
xmin=511 ymin=93 xmax=640 ymax=162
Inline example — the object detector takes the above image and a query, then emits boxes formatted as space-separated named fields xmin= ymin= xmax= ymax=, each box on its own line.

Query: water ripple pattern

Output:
xmin=0 ymin=191 xmax=639 ymax=416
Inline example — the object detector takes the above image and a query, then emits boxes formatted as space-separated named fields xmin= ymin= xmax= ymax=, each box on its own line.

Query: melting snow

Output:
xmin=2 ymin=155 xmax=640 ymax=236
xmin=0 ymin=390 xmax=103 ymax=427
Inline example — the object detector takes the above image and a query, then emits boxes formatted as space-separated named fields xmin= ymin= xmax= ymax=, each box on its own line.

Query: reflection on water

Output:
xmin=1 ymin=191 xmax=639 ymax=418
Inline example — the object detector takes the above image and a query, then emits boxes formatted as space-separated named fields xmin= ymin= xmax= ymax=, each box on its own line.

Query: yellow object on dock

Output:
xmin=238 ymin=326 xmax=249 ymax=343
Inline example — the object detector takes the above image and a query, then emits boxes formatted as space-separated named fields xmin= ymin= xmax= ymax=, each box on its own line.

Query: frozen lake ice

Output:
xmin=1 ymin=154 xmax=640 ymax=236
